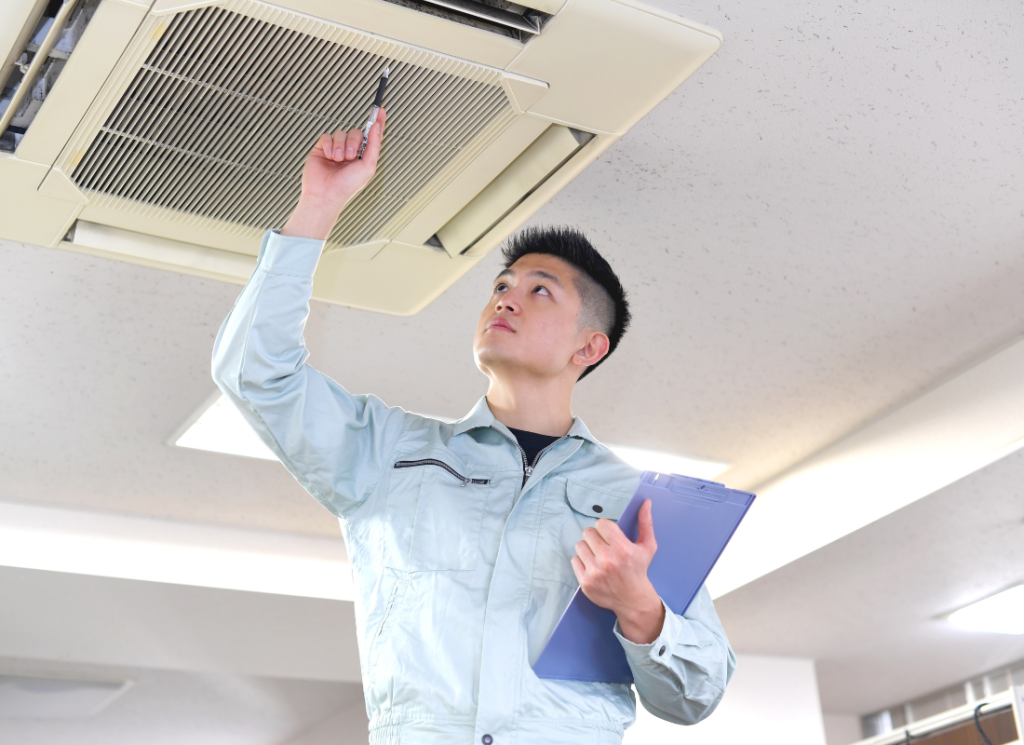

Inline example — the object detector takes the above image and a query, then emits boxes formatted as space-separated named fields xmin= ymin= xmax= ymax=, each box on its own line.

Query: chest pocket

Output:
xmin=533 ymin=477 xmax=633 ymax=586
xmin=382 ymin=456 xmax=492 ymax=572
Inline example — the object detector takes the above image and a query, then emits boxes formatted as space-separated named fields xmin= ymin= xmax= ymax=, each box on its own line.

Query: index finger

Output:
xmin=362 ymin=107 xmax=387 ymax=167
xmin=593 ymin=517 xmax=630 ymax=547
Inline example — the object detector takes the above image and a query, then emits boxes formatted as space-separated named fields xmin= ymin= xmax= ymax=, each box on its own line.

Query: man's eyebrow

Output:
xmin=492 ymin=267 xmax=564 ymax=288
xmin=530 ymin=269 xmax=563 ymax=287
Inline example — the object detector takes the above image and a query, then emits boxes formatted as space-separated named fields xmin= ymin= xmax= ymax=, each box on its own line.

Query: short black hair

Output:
xmin=501 ymin=226 xmax=630 ymax=381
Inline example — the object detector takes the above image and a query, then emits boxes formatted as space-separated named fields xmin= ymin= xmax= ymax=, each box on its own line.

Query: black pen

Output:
xmin=357 ymin=67 xmax=389 ymax=160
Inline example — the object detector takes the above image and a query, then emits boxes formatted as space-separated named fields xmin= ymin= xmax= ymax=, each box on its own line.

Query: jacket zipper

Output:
xmin=393 ymin=458 xmax=490 ymax=487
xmin=506 ymin=434 xmax=567 ymax=488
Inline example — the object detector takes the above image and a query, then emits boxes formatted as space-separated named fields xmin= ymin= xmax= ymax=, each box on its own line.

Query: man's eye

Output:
xmin=534 ymin=285 xmax=550 ymax=295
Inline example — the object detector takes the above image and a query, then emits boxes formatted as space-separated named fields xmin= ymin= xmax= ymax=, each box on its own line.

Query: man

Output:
xmin=212 ymin=108 xmax=735 ymax=745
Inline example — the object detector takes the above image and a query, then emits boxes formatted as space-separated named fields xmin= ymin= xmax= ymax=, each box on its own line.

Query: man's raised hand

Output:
xmin=281 ymin=109 xmax=386 ymax=240
xmin=303 ymin=108 xmax=387 ymax=211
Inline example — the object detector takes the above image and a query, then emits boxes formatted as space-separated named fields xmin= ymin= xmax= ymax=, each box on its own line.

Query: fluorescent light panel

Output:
xmin=0 ymin=502 xmax=352 ymax=601
xmin=176 ymin=395 xmax=729 ymax=479
xmin=948 ymin=585 xmax=1024 ymax=635
xmin=176 ymin=394 xmax=277 ymax=460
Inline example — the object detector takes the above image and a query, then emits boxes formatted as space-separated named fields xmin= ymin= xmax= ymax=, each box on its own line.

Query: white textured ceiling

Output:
xmin=1 ymin=0 xmax=1023 ymax=724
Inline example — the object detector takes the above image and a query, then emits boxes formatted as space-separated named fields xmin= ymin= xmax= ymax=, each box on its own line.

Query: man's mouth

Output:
xmin=487 ymin=318 xmax=515 ymax=333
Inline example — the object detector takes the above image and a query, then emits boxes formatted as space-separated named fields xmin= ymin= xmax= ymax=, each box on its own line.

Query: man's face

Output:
xmin=474 ymin=253 xmax=589 ymax=381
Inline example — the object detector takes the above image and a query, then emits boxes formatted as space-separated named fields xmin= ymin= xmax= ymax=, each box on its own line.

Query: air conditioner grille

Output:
xmin=69 ymin=5 xmax=515 ymax=247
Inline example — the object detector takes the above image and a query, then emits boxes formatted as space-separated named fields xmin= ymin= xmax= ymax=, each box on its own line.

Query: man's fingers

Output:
xmin=636 ymin=499 xmax=657 ymax=552
xmin=594 ymin=517 xmax=629 ymax=547
xmin=581 ymin=526 xmax=610 ymax=555
xmin=570 ymin=556 xmax=586 ymax=583
xmin=363 ymin=107 xmax=386 ymax=166
xmin=343 ymin=127 xmax=362 ymax=160
xmin=330 ymin=129 xmax=347 ymax=161
xmin=575 ymin=539 xmax=595 ymax=567
xmin=315 ymin=132 xmax=332 ymax=159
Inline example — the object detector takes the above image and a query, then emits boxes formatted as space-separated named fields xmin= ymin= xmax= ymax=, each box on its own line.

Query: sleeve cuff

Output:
xmin=613 ymin=598 xmax=702 ymax=669
xmin=255 ymin=227 xmax=326 ymax=279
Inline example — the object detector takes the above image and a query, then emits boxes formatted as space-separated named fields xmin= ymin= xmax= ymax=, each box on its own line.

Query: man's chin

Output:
xmin=475 ymin=346 xmax=523 ymax=376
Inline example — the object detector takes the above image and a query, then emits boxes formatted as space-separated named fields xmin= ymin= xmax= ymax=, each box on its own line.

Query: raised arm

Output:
xmin=211 ymin=111 xmax=406 ymax=518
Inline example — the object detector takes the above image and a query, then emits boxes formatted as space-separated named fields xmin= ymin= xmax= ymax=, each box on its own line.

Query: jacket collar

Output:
xmin=451 ymin=395 xmax=599 ymax=446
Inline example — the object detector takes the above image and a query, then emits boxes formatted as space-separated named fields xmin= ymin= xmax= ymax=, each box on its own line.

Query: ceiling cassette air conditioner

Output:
xmin=0 ymin=0 xmax=721 ymax=315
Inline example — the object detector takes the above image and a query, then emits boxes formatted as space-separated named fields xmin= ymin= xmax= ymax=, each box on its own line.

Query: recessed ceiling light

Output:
xmin=175 ymin=396 xmax=729 ymax=480
xmin=948 ymin=585 xmax=1024 ymax=634
xmin=174 ymin=394 xmax=276 ymax=460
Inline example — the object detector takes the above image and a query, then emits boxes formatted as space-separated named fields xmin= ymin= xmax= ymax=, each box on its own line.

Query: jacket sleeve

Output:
xmin=613 ymin=585 xmax=736 ymax=725
xmin=211 ymin=228 xmax=407 ymax=519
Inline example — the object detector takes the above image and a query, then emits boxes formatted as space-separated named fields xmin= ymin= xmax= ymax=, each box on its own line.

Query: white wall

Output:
xmin=823 ymin=713 xmax=863 ymax=745
xmin=624 ymin=654 xmax=827 ymax=745
xmin=283 ymin=704 xmax=370 ymax=745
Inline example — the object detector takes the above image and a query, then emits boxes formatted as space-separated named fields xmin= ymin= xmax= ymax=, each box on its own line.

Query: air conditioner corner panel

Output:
xmin=38 ymin=167 xmax=89 ymax=205
xmin=0 ymin=157 xmax=81 ymax=247
xmin=500 ymin=75 xmax=549 ymax=115
xmin=507 ymin=0 xmax=723 ymax=134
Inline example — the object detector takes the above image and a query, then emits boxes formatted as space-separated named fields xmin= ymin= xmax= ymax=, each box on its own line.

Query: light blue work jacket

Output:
xmin=211 ymin=228 xmax=736 ymax=745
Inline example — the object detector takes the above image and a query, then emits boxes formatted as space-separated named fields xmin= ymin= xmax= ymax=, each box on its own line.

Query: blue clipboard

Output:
xmin=532 ymin=471 xmax=755 ymax=684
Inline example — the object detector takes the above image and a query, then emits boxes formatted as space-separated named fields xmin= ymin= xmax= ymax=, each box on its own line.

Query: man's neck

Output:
xmin=485 ymin=376 xmax=575 ymax=437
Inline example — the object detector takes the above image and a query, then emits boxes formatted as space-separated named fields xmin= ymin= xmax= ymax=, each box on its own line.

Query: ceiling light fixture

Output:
xmin=948 ymin=585 xmax=1024 ymax=635
xmin=175 ymin=396 xmax=730 ymax=480
xmin=0 ymin=501 xmax=352 ymax=601
xmin=174 ymin=393 xmax=277 ymax=461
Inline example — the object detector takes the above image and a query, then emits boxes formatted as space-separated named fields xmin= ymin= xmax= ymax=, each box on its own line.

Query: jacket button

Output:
xmin=592 ymin=504 xmax=603 ymax=513
xmin=482 ymin=736 xmax=493 ymax=744
xmin=658 ymin=645 xmax=666 ymax=656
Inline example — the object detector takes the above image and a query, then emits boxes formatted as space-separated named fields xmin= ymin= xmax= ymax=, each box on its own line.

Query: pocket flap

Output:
xmin=565 ymin=480 xmax=633 ymax=520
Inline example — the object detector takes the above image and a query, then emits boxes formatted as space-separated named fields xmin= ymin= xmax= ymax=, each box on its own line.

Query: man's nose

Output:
xmin=496 ymin=293 xmax=520 ymax=314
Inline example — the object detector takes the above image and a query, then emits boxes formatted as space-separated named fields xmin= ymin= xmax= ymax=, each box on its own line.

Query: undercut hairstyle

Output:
xmin=501 ymin=226 xmax=631 ymax=381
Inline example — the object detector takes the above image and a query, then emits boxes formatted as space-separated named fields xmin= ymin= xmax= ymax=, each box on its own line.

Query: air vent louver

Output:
xmin=380 ymin=0 xmax=550 ymax=39
xmin=0 ymin=0 xmax=101 ymax=152
xmin=68 ymin=4 xmax=516 ymax=248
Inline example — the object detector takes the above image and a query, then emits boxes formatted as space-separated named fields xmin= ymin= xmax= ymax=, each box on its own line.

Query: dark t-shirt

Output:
xmin=508 ymin=427 xmax=561 ymax=467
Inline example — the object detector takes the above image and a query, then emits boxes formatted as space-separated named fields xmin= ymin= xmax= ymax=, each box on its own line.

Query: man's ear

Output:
xmin=572 ymin=330 xmax=610 ymax=371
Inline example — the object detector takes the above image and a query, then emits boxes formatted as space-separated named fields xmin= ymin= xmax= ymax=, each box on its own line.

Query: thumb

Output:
xmin=636 ymin=499 xmax=656 ymax=553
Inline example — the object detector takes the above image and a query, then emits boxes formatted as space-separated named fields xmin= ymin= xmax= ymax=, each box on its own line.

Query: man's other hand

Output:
xmin=571 ymin=498 xmax=666 ymax=645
